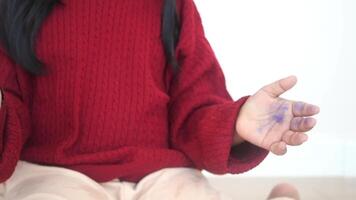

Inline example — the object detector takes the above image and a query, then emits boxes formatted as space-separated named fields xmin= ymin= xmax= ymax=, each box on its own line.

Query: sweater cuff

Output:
xmin=0 ymin=95 xmax=6 ymax=153
xmin=227 ymin=141 xmax=269 ymax=174
xmin=201 ymin=95 xmax=269 ymax=174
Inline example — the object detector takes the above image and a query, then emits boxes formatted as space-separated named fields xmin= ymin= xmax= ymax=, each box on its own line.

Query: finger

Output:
xmin=290 ymin=117 xmax=317 ymax=132
xmin=282 ymin=131 xmax=308 ymax=146
xmin=270 ymin=141 xmax=287 ymax=156
xmin=292 ymin=101 xmax=320 ymax=117
xmin=260 ymin=75 xmax=297 ymax=98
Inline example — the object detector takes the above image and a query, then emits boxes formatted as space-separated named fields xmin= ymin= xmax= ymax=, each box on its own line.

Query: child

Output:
xmin=0 ymin=0 xmax=319 ymax=199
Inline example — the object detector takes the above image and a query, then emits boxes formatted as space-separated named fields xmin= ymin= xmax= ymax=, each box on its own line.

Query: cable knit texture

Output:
xmin=0 ymin=0 xmax=268 ymax=183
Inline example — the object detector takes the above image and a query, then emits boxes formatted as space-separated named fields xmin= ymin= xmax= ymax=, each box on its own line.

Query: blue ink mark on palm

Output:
xmin=272 ymin=114 xmax=284 ymax=123
xmin=257 ymin=102 xmax=289 ymax=133
xmin=272 ymin=104 xmax=289 ymax=124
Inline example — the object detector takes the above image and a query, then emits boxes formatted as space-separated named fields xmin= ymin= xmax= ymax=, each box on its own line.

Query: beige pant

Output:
xmin=0 ymin=161 xmax=293 ymax=200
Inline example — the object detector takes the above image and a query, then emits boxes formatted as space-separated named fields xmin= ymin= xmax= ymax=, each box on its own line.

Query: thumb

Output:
xmin=260 ymin=75 xmax=297 ymax=98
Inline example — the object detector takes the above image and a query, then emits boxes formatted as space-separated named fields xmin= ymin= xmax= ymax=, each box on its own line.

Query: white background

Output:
xmin=194 ymin=0 xmax=356 ymax=177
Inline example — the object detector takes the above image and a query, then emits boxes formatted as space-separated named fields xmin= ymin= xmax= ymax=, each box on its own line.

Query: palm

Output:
xmin=235 ymin=76 xmax=320 ymax=155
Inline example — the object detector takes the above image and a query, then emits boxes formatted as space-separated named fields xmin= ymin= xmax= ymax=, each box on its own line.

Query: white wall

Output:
xmin=194 ymin=0 xmax=356 ymax=177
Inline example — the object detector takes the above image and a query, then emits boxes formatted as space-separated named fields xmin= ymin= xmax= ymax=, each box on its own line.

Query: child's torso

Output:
xmin=20 ymin=0 xmax=190 ymax=182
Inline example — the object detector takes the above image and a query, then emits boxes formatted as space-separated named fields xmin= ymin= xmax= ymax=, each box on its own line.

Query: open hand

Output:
xmin=235 ymin=75 xmax=320 ymax=155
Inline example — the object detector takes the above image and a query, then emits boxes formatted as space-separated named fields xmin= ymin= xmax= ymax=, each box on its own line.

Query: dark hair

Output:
xmin=0 ymin=0 xmax=180 ymax=76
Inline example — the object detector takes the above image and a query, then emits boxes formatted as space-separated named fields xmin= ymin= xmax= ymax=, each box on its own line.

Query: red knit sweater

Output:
xmin=0 ymin=0 xmax=269 ymax=183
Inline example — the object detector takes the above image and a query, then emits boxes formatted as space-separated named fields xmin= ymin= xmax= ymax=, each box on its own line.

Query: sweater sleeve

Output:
xmin=167 ymin=0 xmax=269 ymax=175
xmin=0 ymin=47 xmax=32 ymax=183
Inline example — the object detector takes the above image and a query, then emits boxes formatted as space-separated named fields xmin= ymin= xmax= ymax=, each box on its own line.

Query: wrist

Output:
xmin=232 ymin=129 xmax=245 ymax=146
